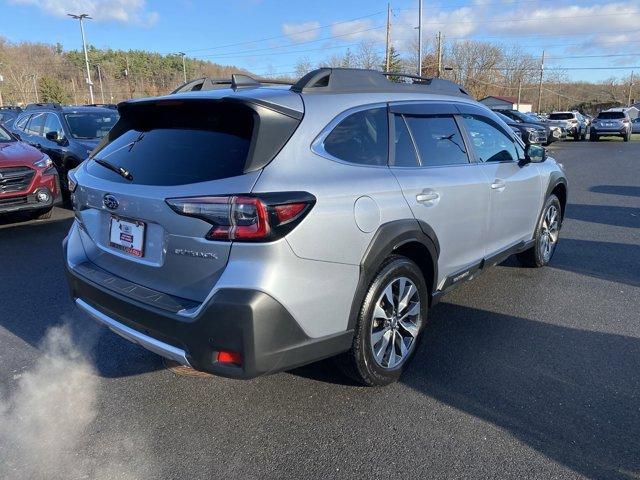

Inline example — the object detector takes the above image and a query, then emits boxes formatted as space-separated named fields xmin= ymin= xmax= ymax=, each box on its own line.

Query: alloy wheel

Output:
xmin=539 ymin=204 xmax=559 ymax=262
xmin=370 ymin=276 xmax=422 ymax=369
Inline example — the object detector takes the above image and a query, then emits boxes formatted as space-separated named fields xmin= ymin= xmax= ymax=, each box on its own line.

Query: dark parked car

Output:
xmin=0 ymin=107 xmax=22 ymax=127
xmin=11 ymin=103 xmax=119 ymax=196
xmin=493 ymin=109 xmax=560 ymax=145
xmin=0 ymin=124 xmax=62 ymax=219
xmin=494 ymin=111 xmax=546 ymax=145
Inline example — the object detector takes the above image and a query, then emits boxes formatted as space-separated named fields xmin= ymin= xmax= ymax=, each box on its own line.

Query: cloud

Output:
xmin=330 ymin=18 xmax=385 ymax=43
xmin=10 ymin=0 xmax=159 ymax=26
xmin=282 ymin=21 xmax=321 ymax=43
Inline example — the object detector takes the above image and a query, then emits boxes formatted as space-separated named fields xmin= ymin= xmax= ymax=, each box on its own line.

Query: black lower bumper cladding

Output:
xmin=64 ymin=242 xmax=352 ymax=379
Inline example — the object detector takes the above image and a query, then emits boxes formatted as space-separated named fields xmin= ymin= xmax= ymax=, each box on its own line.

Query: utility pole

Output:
xmin=178 ymin=52 xmax=187 ymax=83
xmin=71 ymin=77 xmax=78 ymax=104
xmin=0 ymin=68 xmax=4 ymax=107
xmin=96 ymin=64 xmax=105 ymax=104
xmin=32 ymin=74 xmax=39 ymax=103
xmin=417 ymin=0 xmax=423 ymax=76
xmin=124 ymin=56 xmax=134 ymax=99
xmin=436 ymin=31 xmax=443 ymax=78
xmin=628 ymin=71 xmax=634 ymax=107
xmin=68 ymin=13 xmax=95 ymax=103
xmin=385 ymin=3 xmax=391 ymax=72
xmin=516 ymin=78 xmax=522 ymax=111
xmin=537 ymin=50 xmax=545 ymax=113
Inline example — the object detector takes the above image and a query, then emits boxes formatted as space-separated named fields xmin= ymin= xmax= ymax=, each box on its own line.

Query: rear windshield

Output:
xmin=597 ymin=111 xmax=625 ymax=119
xmin=548 ymin=113 xmax=574 ymax=120
xmin=87 ymin=102 xmax=254 ymax=186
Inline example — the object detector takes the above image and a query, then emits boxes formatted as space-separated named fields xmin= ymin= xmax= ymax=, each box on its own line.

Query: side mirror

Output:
xmin=45 ymin=131 xmax=60 ymax=142
xmin=525 ymin=144 xmax=546 ymax=163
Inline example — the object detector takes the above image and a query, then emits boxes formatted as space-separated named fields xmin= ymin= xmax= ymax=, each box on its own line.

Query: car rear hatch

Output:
xmin=596 ymin=112 xmax=625 ymax=129
xmin=72 ymin=93 xmax=302 ymax=302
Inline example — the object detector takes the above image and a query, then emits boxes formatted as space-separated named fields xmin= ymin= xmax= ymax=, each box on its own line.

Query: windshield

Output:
xmin=549 ymin=113 xmax=574 ymax=120
xmin=0 ymin=125 xmax=15 ymax=142
xmin=597 ymin=111 xmax=625 ymax=120
xmin=64 ymin=111 xmax=119 ymax=139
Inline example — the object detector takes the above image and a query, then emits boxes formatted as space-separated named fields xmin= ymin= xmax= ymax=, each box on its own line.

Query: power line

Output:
xmin=177 ymin=10 xmax=386 ymax=54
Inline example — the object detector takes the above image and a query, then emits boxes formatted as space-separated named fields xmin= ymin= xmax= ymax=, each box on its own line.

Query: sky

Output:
xmin=1 ymin=0 xmax=639 ymax=82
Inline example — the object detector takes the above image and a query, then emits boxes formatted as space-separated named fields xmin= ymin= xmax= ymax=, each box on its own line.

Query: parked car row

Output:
xmin=493 ymin=107 xmax=636 ymax=143
xmin=0 ymin=102 xmax=119 ymax=219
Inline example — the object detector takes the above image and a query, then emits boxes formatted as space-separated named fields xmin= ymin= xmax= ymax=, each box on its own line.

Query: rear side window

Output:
xmin=392 ymin=115 xmax=419 ymax=167
xmin=403 ymin=115 xmax=468 ymax=167
xmin=597 ymin=111 xmax=625 ymax=119
xmin=462 ymin=115 xmax=518 ymax=163
xmin=15 ymin=114 xmax=30 ymax=131
xmin=26 ymin=112 xmax=46 ymax=136
xmin=323 ymin=108 xmax=388 ymax=166
xmin=88 ymin=102 xmax=254 ymax=186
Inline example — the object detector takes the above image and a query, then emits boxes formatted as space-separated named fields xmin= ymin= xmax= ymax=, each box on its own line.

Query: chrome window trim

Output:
xmin=310 ymin=102 xmax=390 ymax=169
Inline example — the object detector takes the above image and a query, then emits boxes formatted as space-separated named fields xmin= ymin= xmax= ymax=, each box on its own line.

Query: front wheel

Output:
xmin=518 ymin=195 xmax=562 ymax=268
xmin=337 ymin=255 xmax=428 ymax=386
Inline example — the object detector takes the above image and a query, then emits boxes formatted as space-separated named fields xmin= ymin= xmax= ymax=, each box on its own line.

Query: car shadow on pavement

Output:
xmin=0 ymin=216 xmax=164 ymax=378
xmin=403 ymin=302 xmax=640 ymax=480
xmin=590 ymin=185 xmax=640 ymax=198
xmin=293 ymin=302 xmax=640 ymax=479
xmin=549 ymin=237 xmax=640 ymax=288
xmin=566 ymin=204 xmax=640 ymax=229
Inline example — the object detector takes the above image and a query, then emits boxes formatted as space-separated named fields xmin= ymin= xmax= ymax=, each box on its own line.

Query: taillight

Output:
xmin=166 ymin=192 xmax=315 ymax=242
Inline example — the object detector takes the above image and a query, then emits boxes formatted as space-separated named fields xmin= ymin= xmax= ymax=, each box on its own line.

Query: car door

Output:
xmin=457 ymin=105 xmax=543 ymax=257
xmin=388 ymin=102 xmax=490 ymax=290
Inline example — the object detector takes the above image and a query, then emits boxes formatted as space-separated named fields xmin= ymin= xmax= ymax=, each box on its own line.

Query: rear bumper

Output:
xmin=64 ymin=238 xmax=353 ymax=379
xmin=591 ymin=127 xmax=627 ymax=136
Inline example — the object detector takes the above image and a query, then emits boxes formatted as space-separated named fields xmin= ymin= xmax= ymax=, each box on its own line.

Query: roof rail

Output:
xmin=290 ymin=68 xmax=471 ymax=97
xmin=171 ymin=75 xmax=293 ymax=94
xmin=25 ymin=102 xmax=62 ymax=111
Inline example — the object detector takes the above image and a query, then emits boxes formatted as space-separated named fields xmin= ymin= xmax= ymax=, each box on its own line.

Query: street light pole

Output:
xmin=178 ymin=52 xmax=187 ymax=83
xmin=68 ymin=13 xmax=95 ymax=103
xmin=417 ymin=0 xmax=423 ymax=76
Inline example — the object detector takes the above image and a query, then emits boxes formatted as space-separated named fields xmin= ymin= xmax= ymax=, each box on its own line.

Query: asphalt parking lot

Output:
xmin=1 ymin=139 xmax=639 ymax=480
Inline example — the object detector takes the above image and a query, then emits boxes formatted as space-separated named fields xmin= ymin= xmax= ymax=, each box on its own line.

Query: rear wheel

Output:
xmin=517 ymin=195 xmax=562 ymax=268
xmin=580 ymin=130 xmax=587 ymax=140
xmin=623 ymin=132 xmax=630 ymax=142
xmin=337 ymin=255 xmax=428 ymax=386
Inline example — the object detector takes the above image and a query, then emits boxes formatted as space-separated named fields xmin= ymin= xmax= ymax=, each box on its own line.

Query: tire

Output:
xmin=580 ymin=130 xmax=587 ymax=141
xmin=589 ymin=132 xmax=597 ymax=142
xmin=623 ymin=132 xmax=630 ymax=142
xmin=34 ymin=208 xmax=53 ymax=220
xmin=337 ymin=255 xmax=428 ymax=386
xmin=517 ymin=195 xmax=562 ymax=268
xmin=573 ymin=130 xmax=580 ymax=141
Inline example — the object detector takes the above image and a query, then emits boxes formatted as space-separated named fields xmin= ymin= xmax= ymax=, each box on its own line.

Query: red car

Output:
xmin=0 ymin=124 xmax=61 ymax=219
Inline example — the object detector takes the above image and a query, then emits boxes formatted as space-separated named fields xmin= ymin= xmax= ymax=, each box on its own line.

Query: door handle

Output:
xmin=491 ymin=179 xmax=506 ymax=191
xmin=416 ymin=191 xmax=440 ymax=204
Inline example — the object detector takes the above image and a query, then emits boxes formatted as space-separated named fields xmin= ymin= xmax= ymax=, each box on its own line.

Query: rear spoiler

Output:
xmin=99 ymin=96 xmax=302 ymax=174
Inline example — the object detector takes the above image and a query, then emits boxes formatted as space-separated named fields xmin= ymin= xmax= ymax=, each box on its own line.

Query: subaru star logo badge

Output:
xmin=103 ymin=194 xmax=119 ymax=210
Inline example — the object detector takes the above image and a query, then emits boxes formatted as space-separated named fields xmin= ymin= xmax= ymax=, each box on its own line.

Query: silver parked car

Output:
xmin=64 ymin=68 xmax=567 ymax=386
xmin=547 ymin=111 xmax=587 ymax=141
xmin=590 ymin=110 xmax=633 ymax=141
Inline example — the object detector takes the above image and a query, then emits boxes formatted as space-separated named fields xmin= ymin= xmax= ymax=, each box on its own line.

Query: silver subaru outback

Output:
xmin=65 ymin=68 xmax=567 ymax=386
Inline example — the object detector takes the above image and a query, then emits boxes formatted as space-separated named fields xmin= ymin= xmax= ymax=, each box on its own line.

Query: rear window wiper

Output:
xmin=93 ymin=158 xmax=133 ymax=181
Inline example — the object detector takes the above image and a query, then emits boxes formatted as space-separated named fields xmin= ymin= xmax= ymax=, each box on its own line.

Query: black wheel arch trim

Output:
xmin=546 ymin=172 xmax=568 ymax=218
xmin=347 ymin=219 xmax=439 ymax=330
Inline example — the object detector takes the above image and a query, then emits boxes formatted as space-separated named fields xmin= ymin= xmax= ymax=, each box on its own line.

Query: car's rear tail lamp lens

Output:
xmin=166 ymin=192 xmax=315 ymax=242
xmin=216 ymin=350 xmax=242 ymax=366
